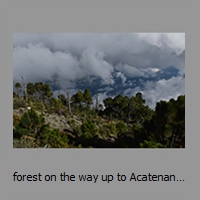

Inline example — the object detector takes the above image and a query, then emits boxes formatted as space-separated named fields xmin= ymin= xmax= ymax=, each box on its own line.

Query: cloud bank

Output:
xmin=13 ymin=33 xmax=185 ymax=109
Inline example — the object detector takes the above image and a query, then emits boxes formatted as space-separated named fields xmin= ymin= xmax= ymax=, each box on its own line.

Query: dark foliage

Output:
xmin=13 ymin=81 xmax=185 ymax=148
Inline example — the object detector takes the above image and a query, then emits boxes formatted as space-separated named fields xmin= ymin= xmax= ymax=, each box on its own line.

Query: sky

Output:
xmin=13 ymin=33 xmax=185 ymax=109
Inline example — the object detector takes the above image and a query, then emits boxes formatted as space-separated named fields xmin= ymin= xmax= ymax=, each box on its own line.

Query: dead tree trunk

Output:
xmin=21 ymin=76 xmax=27 ymax=101
xmin=95 ymin=94 xmax=99 ymax=111
xmin=65 ymin=90 xmax=72 ymax=116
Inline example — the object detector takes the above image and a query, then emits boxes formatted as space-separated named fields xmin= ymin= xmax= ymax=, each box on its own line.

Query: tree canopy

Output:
xmin=13 ymin=81 xmax=185 ymax=148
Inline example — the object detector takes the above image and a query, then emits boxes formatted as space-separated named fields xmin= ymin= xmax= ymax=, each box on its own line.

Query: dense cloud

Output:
xmin=124 ymin=76 xmax=185 ymax=109
xmin=13 ymin=33 xmax=185 ymax=109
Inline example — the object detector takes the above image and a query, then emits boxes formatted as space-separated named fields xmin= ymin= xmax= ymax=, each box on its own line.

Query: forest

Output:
xmin=13 ymin=81 xmax=185 ymax=148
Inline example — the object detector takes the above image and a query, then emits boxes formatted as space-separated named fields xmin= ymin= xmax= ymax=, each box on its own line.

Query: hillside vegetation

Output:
xmin=13 ymin=81 xmax=185 ymax=148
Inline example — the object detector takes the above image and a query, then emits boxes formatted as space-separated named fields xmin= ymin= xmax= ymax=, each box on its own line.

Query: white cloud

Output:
xmin=80 ymin=48 xmax=114 ymax=84
xmin=115 ymin=63 xmax=147 ymax=77
xmin=137 ymin=33 xmax=185 ymax=55
xmin=124 ymin=76 xmax=185 ymax=109
xmin=115 ymin=72 xmax=127 ymax=84
xmin=13 ymin=33 xmax=185 ymax=106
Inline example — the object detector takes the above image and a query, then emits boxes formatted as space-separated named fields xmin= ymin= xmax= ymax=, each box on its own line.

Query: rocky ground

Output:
xmin=13 ymin=107 xmax=133 ymax=147
xmin=13 ymin=107 xmax=80 ymax=133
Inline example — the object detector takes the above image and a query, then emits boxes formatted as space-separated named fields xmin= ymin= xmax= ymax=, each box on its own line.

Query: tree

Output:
xmin=65 ymin=90 xmax=72 ymax=115
xmin=135 ymin=92 xmax=145 ymax=104
xmin=81 ymin=120 xmax=98 ymax=138
xmin=71 ymin=91 xmax=84 ymax=106
xmin=30 ymin=82 xmax=53 ymax=102
xmin=15 ymin=82 xmax=22 ymax=96
xmin=101 ymin=92 xmax=152 ymax=124
xmin=103 ymin=97 xmax=114 ymax=121
xmin=144 ymin=95 xmax=185 ymax=148
xmin=112 ymin=94 xmax=125 ymax=120
xmin=13 ymin=108 xmax=70 ymax=148
xmin=49 ymin=97 xmax=63 ymax=113
xmin=166 ymin=96 xmax=185 ymax=148
xmin=58 ymin=94 xmax=67 ymax=106
xmin=13 ymin=92 xmax=18 ymax=98
xmin=128 ymin=92 xmax=151 ymax=125
xmin=95 ymin=94 xmax=99 ymax=111
xmin=83 ymin=88 xmax=93 ymax=109
xmin=21 ymin=76 xmax=27 ymax=101
xmin=27 ymin=82 xmax=37 ymax=102
xmin=27 ymin=82 xmax=36 ymax=96
xmin=14 ymin=109 xmax=49 ymax=139
xmin=124 ymin=96 xmax=134 ymax=124
xmin=42 ymin=84 xmax=53 ymax=102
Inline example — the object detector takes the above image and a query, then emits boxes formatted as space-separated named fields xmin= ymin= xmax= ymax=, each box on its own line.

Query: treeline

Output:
xmin=13 ymin=81 xmax=185 ymax=148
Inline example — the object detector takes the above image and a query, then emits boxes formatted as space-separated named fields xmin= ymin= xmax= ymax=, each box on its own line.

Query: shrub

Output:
xmin=13 ymin=98 xmax=27 ymax=109
xmin=139 ymin=140 xmax=166 ymax=148
xmin=13 ymin=135 xmax=39 ymax=148
xmin=13 ymin=114 xmax=21 ymax=126
xmin=80 ymin=120 xmax=99 ymax=139
xmin=116 ymin=122 xmax=127 ymax=135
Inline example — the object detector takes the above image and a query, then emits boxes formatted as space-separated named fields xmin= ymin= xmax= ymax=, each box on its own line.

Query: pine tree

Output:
xmin=15 ymin=82 xmax=22 ymax=96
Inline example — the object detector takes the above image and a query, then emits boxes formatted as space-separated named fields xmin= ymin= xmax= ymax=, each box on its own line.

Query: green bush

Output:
xmin=13 ymin=135 xmax=39 ymax=148
xmin=80 ymin=120 xmax=99 ymax=139
xmin=46 ymin=129 xmax=69 ymax=148
xmin=139 ymin=140 xmax=166 ymax=148
xmin=13 ymin=98 xmax=27 ymax=109
xmin=13 ymin=114 xmax=21 ymax=126
xmin=116 ymin=122 xmax=127 ymax=135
